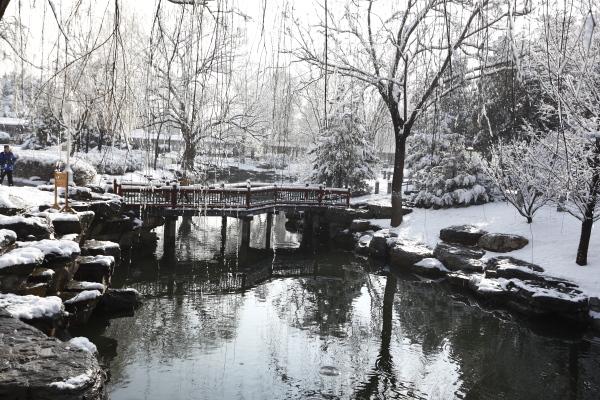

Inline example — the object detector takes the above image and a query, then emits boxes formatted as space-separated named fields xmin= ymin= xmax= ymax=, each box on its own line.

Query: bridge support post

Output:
xmin=163 ymin=216 xmax=177 ymax=254
xmin=301 ymin=212 xmax=328 ymax=251
xmin=300 ymin=212 xmax=313 ymax=250
xmin=220 ymin=216 xmax=227 ymax=257
xmin=265 ymin=212 xmax=274 ymax=249
xmin=240 ymin=216 xmax=253 ymax=252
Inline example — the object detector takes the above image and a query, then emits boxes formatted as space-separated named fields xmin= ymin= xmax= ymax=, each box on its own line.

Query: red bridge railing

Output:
xmin=114 ymin=180 xmax=351 ymax=211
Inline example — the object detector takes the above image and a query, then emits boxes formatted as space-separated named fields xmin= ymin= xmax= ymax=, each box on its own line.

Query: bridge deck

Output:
xmin=115 ymin=181 xmax=350 ymax=217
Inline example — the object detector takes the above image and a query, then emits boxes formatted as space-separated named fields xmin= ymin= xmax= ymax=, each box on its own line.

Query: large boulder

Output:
xmin=439 ymin=225 xmax=487 ymax=246
xmin=367 ymin=230 xmax=390 ymax=258
xmin=0 ymin=192 xmax=30 ymax=216
xmin=48 ymin=211 xmax=95 ymax=236
xmin=60 ymin=290 xmax=103 ymax=326
xmin=18 ymin=240 xmax=81 ymax=294
xmin=0 ymin=308 xmax=108 ymax=399
xmin=0 ymin=215 xmax=54 ymax=240
xmin=0 ymin=247 xmax=45 ymax=276
xmin=0 ymin=293 xmax=64 ymax=335
xmin=485 ymin=256 xmax=544 ymax=281
xmin=15 ymin=154 xmax=96 ymax=186
xmin=389 ymin=241 xmax=434 ymax=270
xmin=478 ymin=233 xmax=529 ymax=252
xmin=80 ymin=240 xmax=121 ymax=266
xmin=93 ymin=288 xmax=143 ymax=318
xmin=468 ymin=275 xmax=510 ymax=301
xmin=433 ymin=242 xmax=486 ymax=272
xmin=74 ymin=255 xmax=115 ymax=285
xmin=507 ymin=279 xmax=588 ymax=316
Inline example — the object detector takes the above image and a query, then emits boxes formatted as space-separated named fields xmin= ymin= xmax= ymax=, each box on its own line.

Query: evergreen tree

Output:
xmin=307 ymin=98 xmax=377 ymax=194
xmin=406 ymin=118 xmax=490 ymax=208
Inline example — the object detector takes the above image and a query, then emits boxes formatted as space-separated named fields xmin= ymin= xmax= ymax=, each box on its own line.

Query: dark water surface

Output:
xmin=72 ymin=215 xmax=600 ymax=400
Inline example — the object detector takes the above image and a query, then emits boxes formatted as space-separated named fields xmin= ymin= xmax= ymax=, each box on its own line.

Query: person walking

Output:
xmin=0 ymin=145 xmax=17 ymax=186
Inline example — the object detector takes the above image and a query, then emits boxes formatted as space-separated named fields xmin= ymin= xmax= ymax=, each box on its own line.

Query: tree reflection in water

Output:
xmin=68 ymin=214 xmax=600 ymax=400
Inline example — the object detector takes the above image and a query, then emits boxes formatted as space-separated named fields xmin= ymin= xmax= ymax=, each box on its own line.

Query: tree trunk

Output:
xmin=182 ymin=141 xmax=196 ymax=170
xmin=576 ymin=217 xmax=594 ymax=266
xmin=0 ymin=0 xmax=11 ymax=20
xmin=576 ymin=140 xmax=600 ymax=266
xmin=390 ymin=133 xmax=407 ymax=227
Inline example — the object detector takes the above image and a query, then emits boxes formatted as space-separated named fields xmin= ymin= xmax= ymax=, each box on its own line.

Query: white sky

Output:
xmin=1 ymin=0 xmax=324 ymax=74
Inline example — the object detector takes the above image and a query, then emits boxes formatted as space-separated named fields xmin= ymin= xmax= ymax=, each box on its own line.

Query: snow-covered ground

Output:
xmin=353 ymin=193 xmax=600 ymax=299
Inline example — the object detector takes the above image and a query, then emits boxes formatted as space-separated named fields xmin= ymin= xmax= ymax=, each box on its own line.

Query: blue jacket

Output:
xmin=0 ymin=151 xmax=16 ymax=171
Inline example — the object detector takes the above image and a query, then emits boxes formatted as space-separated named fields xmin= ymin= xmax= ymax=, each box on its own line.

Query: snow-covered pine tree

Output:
xmin=307 ymin=95 xmax=377 ymax=194
xmin=406 ymin=118 xmax=490 ymax=208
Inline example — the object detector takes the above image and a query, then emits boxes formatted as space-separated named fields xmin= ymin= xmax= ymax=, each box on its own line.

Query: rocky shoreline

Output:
xmin=2 ymin=196 xmax=599 ymax=399
xmin=0 ymin=189 xmax=152 ymax=400
xmin=288 ymin=205 xmax=600 ymax=331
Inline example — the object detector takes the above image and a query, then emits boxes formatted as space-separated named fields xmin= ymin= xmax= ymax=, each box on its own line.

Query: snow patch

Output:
xmin=49 ymin=370 xmax=93 ymax=390
xmin=18 ymin=239 xmax=80 ymax=257
xmin=415 ymin=258 xmax=449 ymax=271
xmin=68 ymin=337 xmax=98 ymax=355
xmin=64 ymin=290 xmax=102 ymax=304
xmin=0 ymin=293 xmax=63 ymax=319
xmin=0 ymin=247 xmax=45 ymax=269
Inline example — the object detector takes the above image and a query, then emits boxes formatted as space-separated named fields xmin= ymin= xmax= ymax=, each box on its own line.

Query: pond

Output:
xmin=72 ymin=214 xmax=600 ymax=400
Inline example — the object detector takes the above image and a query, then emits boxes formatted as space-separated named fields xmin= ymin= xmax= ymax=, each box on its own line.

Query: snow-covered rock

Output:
xmin=412 ymin=257 xmax=450 ymax=277
xmin=0 ymin=308 xmax=108 ymax=399
xmin=18 ymin=239 xmax=81 ymax=265
xmin=433 ymin=242 xmax=486 ymax=272
xmin=478 ymin=233 xmax=529 ymax=253
xmin=389 ymin=240 xmax=434 ymax=270
xmin=93 ymin=288 xmax=143 ymax=317
xmin=439 ymin=225 xmax=487 ymax=246
xmin=0 ymin=215 xmax=53 ymax=240
xmin=0 ymin=247 xmax=45 ymax=275
xmin=485 ymin=257 xmax=544 ymax=281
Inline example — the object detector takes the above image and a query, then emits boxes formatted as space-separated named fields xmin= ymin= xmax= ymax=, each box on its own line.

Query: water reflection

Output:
xmin=70 ymin=214 xmax=600 ymax=400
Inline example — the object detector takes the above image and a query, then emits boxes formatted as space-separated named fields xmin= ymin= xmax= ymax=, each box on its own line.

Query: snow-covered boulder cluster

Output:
xmin=315 ymin=210 xmax=596 ymax=326
xmin=14 ymin=154 xmax=97 ymax=186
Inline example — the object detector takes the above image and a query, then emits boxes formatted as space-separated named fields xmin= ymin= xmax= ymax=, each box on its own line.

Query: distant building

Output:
xmin=0 ymin=117 xmax=33 ymax=143
xmin=129 ymin=129 xmax=183 ymax=152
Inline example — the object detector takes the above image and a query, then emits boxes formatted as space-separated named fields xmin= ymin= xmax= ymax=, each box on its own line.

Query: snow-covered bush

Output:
xmin=76 ymin=147 xmax=144 ymax=175
xmin=15 ymin=153 xmax=96 ymax=185
xmin=307 ymin=100 xmax=377 ymax=194
xmin=406 ymin=121 xmax=491 ymax=208
xmin=0 ymin=131 xmax=10 ymax=143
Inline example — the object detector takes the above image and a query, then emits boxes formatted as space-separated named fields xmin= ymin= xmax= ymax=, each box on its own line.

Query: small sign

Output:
xmin=55 ymin=172 xmax=68 ymax=188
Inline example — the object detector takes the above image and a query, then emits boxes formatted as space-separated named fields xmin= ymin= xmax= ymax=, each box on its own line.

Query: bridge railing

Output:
xmin=114 ymin=180 xmax=350 ymax=210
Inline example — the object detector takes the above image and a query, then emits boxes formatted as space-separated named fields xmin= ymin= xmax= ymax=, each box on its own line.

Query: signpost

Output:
xmin=53 ymin=171 xmax=75 ymax=213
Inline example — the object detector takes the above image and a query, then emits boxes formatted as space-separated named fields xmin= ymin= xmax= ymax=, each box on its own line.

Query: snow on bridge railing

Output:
xmin=114 ymin=180 xmax=350 ymax=210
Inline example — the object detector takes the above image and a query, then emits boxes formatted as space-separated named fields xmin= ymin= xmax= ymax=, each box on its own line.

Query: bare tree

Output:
xmin=483 ymin=138 xmax=556 ymax=223
xmin=530 ymin=5 xmax=599 ymax=265
xmin=146 ymin=1 xmax=263 ymax=172
xmin=291 ymin=0 xmax=521 ymax=226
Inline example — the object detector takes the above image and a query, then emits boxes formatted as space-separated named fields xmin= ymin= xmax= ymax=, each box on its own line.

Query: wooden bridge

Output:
xmin=114 ymin=181 xmax=350 ymax=217
xmin=114 ymin=180 xmax=350 ymax=251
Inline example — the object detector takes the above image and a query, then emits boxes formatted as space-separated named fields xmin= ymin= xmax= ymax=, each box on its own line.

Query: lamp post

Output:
xmin=63 ymin=102 xmax=75 ymax=185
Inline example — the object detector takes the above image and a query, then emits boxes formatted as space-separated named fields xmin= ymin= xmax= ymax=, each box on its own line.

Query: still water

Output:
xmin=73 ymin=214 xmax=600 ymax=400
